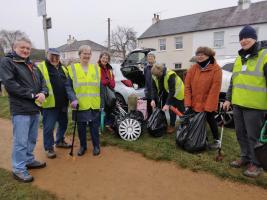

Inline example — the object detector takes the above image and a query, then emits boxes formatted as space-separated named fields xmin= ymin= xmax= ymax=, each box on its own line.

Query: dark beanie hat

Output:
xmin=239 ymin=25 xmax=257 ymax=41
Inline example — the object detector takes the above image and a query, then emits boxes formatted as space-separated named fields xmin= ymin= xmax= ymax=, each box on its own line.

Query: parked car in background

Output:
xmin=111 ymin=48 xmax=156 ymax=107
xmin=216 ymin=58 xmax=235 ymax=127
xmin=111 ymin=63 xmax=145 ymax=107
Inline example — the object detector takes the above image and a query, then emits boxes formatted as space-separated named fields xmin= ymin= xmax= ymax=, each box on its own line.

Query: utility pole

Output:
xmin=43 ymin=15 xmax=49 ymax=52
xmin=108 ymin=18 xmax=111 ymax=52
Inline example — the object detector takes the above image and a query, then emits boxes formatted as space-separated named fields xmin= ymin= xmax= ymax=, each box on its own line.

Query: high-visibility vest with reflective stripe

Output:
xmin=153 ymin=68 xmax=184 ymax=100
xmin=37 ymin=61 xmax=68 ymax=108
xmin=67 ymin=63 xmax=101 ymax=110
xmin=232 ymin=49 xmax=267 ymax=110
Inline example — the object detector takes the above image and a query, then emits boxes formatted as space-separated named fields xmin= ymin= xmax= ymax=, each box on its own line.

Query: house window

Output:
xmin=214 ymin=31 xmax=224 ymax=48
xmin=159 ymin=39 xmax=166 ymax=51
xmin=174 ymin=63 xmax=182 ymax=69
xmin=175 ymin=37 xmax=183 ymax=49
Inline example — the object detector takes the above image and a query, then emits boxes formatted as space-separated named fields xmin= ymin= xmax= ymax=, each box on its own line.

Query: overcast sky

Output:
xmin=0 ymin=0 xmax=264 ymax=49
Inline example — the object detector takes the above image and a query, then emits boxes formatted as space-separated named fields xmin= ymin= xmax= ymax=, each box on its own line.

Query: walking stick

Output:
xmin=69 ymin=104 xmax=79 ymax=156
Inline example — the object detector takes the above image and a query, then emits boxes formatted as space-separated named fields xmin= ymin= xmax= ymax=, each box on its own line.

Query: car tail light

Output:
xmin=121 ymin=80 xmax=133 ymax=87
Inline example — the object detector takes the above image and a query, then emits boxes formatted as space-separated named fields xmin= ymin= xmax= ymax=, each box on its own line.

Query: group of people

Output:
xmin=0 ymin=40 xmax=115 ymax=182
xmin=144 ymin=25 xmax=267 ymax=178
xmin=0 ymin=24 xmax=266 ymax=183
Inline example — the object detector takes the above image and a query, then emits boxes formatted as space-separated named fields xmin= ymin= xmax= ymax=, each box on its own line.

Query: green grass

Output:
xmin=0 ymin=168 xmax=57 ymax=200
xmin=0 ymin=96 xmax=267 ymax=189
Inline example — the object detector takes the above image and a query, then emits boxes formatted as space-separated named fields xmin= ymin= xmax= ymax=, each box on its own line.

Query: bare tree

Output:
xmin=0 ymin=30 xmax=27 ymax=53
xmin=110 ymin=26 xmax=137 ymax=60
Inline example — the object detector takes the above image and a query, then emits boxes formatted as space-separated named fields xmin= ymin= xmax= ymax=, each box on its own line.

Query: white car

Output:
xmin=111 ymin=63 xmax=145 ymax=107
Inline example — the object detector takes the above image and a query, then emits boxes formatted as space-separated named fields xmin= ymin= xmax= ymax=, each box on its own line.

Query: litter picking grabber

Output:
xmin=215 ymin=112 xmax=225 ymax=161
xmin=69 ymin=104 xmax=79 ymax=156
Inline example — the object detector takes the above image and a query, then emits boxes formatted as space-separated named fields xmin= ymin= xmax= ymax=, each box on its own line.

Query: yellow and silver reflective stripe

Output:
xmin=39 ymin=63 xmax=54 ymax=96
xmin=70 ymin=64 xmax=99 ymax=87
xmin=76 ymin=93 xmax=100 ymax=98
xmin=233 ymin=49 xmax=267 ymax=78
xmin=174 ymin=79 xmax=183 ymax=97
xmin=233 ymin=84 xmax=267 ymax=93
xmin=255 ymin=49 xmax=267 ymax=72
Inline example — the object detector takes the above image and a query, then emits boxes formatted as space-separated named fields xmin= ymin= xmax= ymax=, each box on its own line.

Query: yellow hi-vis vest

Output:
xmin=232 ymin=49 xmax=267 ymax=110
xmin=67 ymin=63 xmax=101 ymax=111
xmin=153 ymin=68 xmax=184 ymax=100
xmin=37 ymin=61 xmax=68 ymax=108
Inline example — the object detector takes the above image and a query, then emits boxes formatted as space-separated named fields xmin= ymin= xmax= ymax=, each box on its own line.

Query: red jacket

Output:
xmin=99 ymin=63 xmax=115 ymax=89
xmin=184 ymin=62 xmax=222 ymax=112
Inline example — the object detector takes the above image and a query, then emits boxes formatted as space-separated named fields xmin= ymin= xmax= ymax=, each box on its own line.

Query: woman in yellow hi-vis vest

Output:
xmin=65 ymin=45 xmax=101 ymax=156
xmin=223 ymin=25 xmax=267 ymax=178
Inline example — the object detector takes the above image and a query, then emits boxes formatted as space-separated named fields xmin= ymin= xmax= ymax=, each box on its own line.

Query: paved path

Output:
xmin=1 ymin=118 xmax=267 ymax=200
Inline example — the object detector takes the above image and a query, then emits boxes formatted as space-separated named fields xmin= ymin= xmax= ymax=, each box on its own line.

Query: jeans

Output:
xmin=42 ymin=108 xmax=68 ymax=150
xmin=77 ymin=112 xmax=100 ymax=149
xmin=12 ymin=114 xmax=39 ymax=173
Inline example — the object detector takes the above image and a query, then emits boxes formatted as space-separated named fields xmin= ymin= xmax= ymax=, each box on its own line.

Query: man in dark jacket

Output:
xmin=144 ymin=52 xmax=156 ymax=119
xmin=37 ymin=48 xmax=71 ymax=159
xmin=0 ymin=37 xmax=48 ymax=182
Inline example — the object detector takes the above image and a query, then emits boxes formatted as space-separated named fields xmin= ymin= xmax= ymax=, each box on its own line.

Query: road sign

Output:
xmin=37 ymin=0 xmax=47 ymax=16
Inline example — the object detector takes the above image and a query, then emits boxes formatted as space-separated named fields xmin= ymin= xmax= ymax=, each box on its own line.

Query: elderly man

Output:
xmin=223 ymin=25 xmax=267 ymax=178
xmin=37 ymin=48 xmax=71 ymax=159
xmin=0 ymin=37 xmax=48 ymax=182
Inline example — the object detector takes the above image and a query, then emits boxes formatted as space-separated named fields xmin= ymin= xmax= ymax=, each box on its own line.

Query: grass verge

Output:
xmin=0 ymin=168 xmax=57 ymax=200
xmin=0 ymin=96 xmax=266 ymax=189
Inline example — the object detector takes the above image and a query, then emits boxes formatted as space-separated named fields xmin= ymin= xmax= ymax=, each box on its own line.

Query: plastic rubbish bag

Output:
xmin=147 ymin=108 xmax=167 ymax=137
xmin=176 ymin=112 xmax=207 ymax=152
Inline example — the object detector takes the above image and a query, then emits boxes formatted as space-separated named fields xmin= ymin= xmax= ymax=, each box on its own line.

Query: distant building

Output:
xmin=138 ymin=0 xmax=267 ymax=69
xmin=57 ymin=35 xmax=107 ymax=65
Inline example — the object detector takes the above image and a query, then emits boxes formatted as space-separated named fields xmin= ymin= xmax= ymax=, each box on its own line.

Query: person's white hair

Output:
xmin=78 ymin=45 xmax=91 ymax=55
xmin=13 ymin=37 xmax=32 ymax=49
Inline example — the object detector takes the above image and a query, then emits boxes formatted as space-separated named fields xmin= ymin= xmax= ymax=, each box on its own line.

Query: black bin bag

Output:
xmin=176 ymin=112 xmax=207 ymax=153
xmin=254 ymin=120 xmax=267 ymax=171
xmin=147 ymin=108 xmax=167 ymax=137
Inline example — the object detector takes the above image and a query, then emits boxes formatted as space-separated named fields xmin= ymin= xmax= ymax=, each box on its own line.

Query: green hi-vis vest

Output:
xmin=37 ymin=61 xmax=68 ymax=108
xmin=153 ymin=68 xmax=184 ymax=100
xmin=67 ymin=63 xmax=101 ymax=111
xmin=232 ymin=49 xmax=267 ymax=110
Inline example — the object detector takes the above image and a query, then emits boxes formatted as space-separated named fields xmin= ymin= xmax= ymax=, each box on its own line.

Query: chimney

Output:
xmin=67 ymin=35 xmax=75 ymax=45
xmin=152 ymin=13 xmax=157 ymax=24
xmin=238 ymin=0 xmax=251 ymax=10
xmin=156 ymin=15 xmax=160 ymax=22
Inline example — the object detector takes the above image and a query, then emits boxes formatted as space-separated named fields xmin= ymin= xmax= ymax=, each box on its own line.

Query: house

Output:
xmin=138 ymin=0 xmax=267 ymax=69
xmin=57 ymin=35 xmax=107 ymax=65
